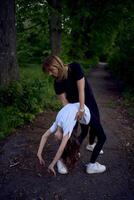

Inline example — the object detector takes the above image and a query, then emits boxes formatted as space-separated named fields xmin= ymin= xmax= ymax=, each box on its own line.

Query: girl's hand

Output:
xmin=48 ymin=164 xmax=56 ymax=176
xmin=75 ymin=111 xmax=84 ymax=121
xmin=37 ymin=153 xmax=45 ymax=166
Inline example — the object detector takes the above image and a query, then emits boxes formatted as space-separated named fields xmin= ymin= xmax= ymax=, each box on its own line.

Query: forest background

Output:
xmin=0 ymin=0 xmax=133 ymax=139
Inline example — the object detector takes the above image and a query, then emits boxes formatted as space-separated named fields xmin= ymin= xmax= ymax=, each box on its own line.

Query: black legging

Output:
xmin=78 ymin=114 xmax=106 ymax=163
xmin=86 ymin=100 xmax=101 ymax=145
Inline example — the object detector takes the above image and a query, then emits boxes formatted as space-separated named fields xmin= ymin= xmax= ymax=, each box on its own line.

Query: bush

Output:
xmin=0 ymin=68 xmax=61 ymax=139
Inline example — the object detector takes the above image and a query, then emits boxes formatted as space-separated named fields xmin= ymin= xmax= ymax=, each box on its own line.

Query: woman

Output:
xmin=42 ymin=55 xmax=106 ymax=174
xmin=37 ymin=103 xmax=90 ymax=176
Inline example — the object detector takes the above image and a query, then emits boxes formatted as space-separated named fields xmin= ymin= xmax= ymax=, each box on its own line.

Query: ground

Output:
xmin=0 ymin=63 xmax=134 ymax=200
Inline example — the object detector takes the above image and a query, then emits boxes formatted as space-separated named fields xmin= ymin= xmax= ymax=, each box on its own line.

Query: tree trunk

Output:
xmin=0 ymin=0 xmax=19 ymax=86
xmin=48 ymin=0 xmax=62 ymax=56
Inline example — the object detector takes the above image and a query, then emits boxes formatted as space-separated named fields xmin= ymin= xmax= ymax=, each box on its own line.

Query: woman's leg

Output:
xmin=88 ymin=126 xmax=96 ymax=144
xmin=89 ymin=118 xmax=106 ymax=163
xmin=88 ymin=110 xmax=100 ymax=145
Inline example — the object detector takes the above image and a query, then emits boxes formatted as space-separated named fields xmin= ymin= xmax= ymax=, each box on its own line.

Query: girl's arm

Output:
xmin=57 ymin=93 xmax=69 ymax=106
xmin=48 ymin=134 xmax=69 ymax=175
xmin=76 ymin=77 xmax=85 ymax=120
xmin=37 ymin=129 xmax=51 ymax=165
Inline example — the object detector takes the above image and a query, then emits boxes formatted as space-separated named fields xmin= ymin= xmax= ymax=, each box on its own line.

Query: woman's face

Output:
xmin=47 ymin=66 xmax=59 ymax=78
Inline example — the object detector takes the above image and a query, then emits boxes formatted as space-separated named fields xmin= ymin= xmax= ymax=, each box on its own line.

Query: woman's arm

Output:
xmin=77 ymin=77 xmax=85 ymax=109
xmin=48 ymin=134 xmax=69 ymax=175
xmin=37 ymin=129 xmax=51 ymax=165
xmin=57 ymin=93 xmax=69 ymax=106
xmin=76 ymin=77 xmax=85 ymax=120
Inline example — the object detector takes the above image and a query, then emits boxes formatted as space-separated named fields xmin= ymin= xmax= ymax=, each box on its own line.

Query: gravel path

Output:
xmin=0 ymin=63 xmax=134 ymax=200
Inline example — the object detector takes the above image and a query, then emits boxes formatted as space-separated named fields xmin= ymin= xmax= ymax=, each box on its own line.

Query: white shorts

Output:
xmin=50 ymin=103 xmax=90 ymax=137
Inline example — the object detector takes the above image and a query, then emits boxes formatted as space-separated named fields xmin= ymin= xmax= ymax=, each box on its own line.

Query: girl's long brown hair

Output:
xmin=61 ymin=129 xmax=80 ymax=170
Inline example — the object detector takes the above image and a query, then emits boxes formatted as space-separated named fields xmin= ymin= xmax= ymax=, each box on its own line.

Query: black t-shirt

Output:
xmin=54 ymin=62 xmax=100 ymax=118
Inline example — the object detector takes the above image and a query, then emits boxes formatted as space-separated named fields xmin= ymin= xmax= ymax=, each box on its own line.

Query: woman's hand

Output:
xmin=48 ymin=163 xmax=56 ymax=176
xmin=37 ymin=153 xmax=45 ymax=166
xmin=75 ymin=111 xmax=84 ymax=121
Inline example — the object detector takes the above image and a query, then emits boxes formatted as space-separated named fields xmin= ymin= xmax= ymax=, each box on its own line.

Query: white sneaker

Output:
xmin=86 ymin=143 xmax=104 ymax=154
xmin=86 ymin=162 xmax=106 ymax=174
xmin=57 ymin=160 xmax=68 ymax=174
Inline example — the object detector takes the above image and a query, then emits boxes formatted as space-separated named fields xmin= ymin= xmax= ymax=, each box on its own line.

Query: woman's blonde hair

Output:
xmin=42 ymin=55 xmax=68 ymax=81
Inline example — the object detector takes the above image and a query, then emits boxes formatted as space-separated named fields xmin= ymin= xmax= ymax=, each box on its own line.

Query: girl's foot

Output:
xmin=57 ymin=160 xmax=68 ymax=174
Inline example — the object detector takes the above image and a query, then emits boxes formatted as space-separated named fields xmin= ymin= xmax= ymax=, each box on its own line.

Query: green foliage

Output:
xmin=10 ymin=0 xmax=133 ymax=142
xmin=1 ymin=0 xmax=134 ymax=139
xmin=0 ymin=65 xmax=61 ymax=139
xmin=122 ymin=88 xmax=134 ymax=118
xmin=108 ymin=8 xmax=134 ymax=87
xmin=16 ymin=0 xmax=50 ymax=64
xmin=123 ymin=88 xmax=134 ymax=106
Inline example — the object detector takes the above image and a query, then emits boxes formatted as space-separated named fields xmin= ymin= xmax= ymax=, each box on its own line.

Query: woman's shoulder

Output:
xmin=68 ymin=61 xmax=83 ymax=72
xmin=69 ymin=61 xmax=81 ymax=68
xmin=68 ymin=62 xmax=84 ymax=79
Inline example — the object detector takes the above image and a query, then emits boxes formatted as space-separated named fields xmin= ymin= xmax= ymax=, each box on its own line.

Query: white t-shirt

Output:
xmin=50 ymin=103 xmax=90 ymax=137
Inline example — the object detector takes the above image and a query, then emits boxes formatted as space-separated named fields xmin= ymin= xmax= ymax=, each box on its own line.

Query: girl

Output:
xmin=37 ymin=103 xmax=90 ymax=176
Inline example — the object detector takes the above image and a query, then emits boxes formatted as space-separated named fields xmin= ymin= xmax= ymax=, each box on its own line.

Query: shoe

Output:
xmin=86 ymin=162 xmax=106 ymax=174
xmin=57 ymin=160 xmax=68 ymax=174
xmin=86 ymin=143 xmax=104 ymax=154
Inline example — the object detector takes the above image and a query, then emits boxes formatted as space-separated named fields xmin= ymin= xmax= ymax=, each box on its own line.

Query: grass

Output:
xmin=122 ymin=89 xmax=134 ymax=118
xmin=0 ymin=63 xmax=61 ymax=140
xmin=20 ymin=63 xmax=61 ymax=110
xmin=20 ymin=64 xmax=44 ymax=80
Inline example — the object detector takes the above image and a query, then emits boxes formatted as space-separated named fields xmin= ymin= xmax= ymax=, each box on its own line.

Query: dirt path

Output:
xmin=0 ymin=63 xmax=134 ymax=200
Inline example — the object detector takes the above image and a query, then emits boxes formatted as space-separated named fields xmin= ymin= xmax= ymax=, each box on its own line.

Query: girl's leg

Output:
xmin=78 ymin=124 xmax=90 ymax=144
xmin=55 ymin=127 xmax=68 ymax=174
xmin=86 ymin=118 xmax=106 ymax=174
xmin=78 ymin=111 xmax=100 ymax=145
